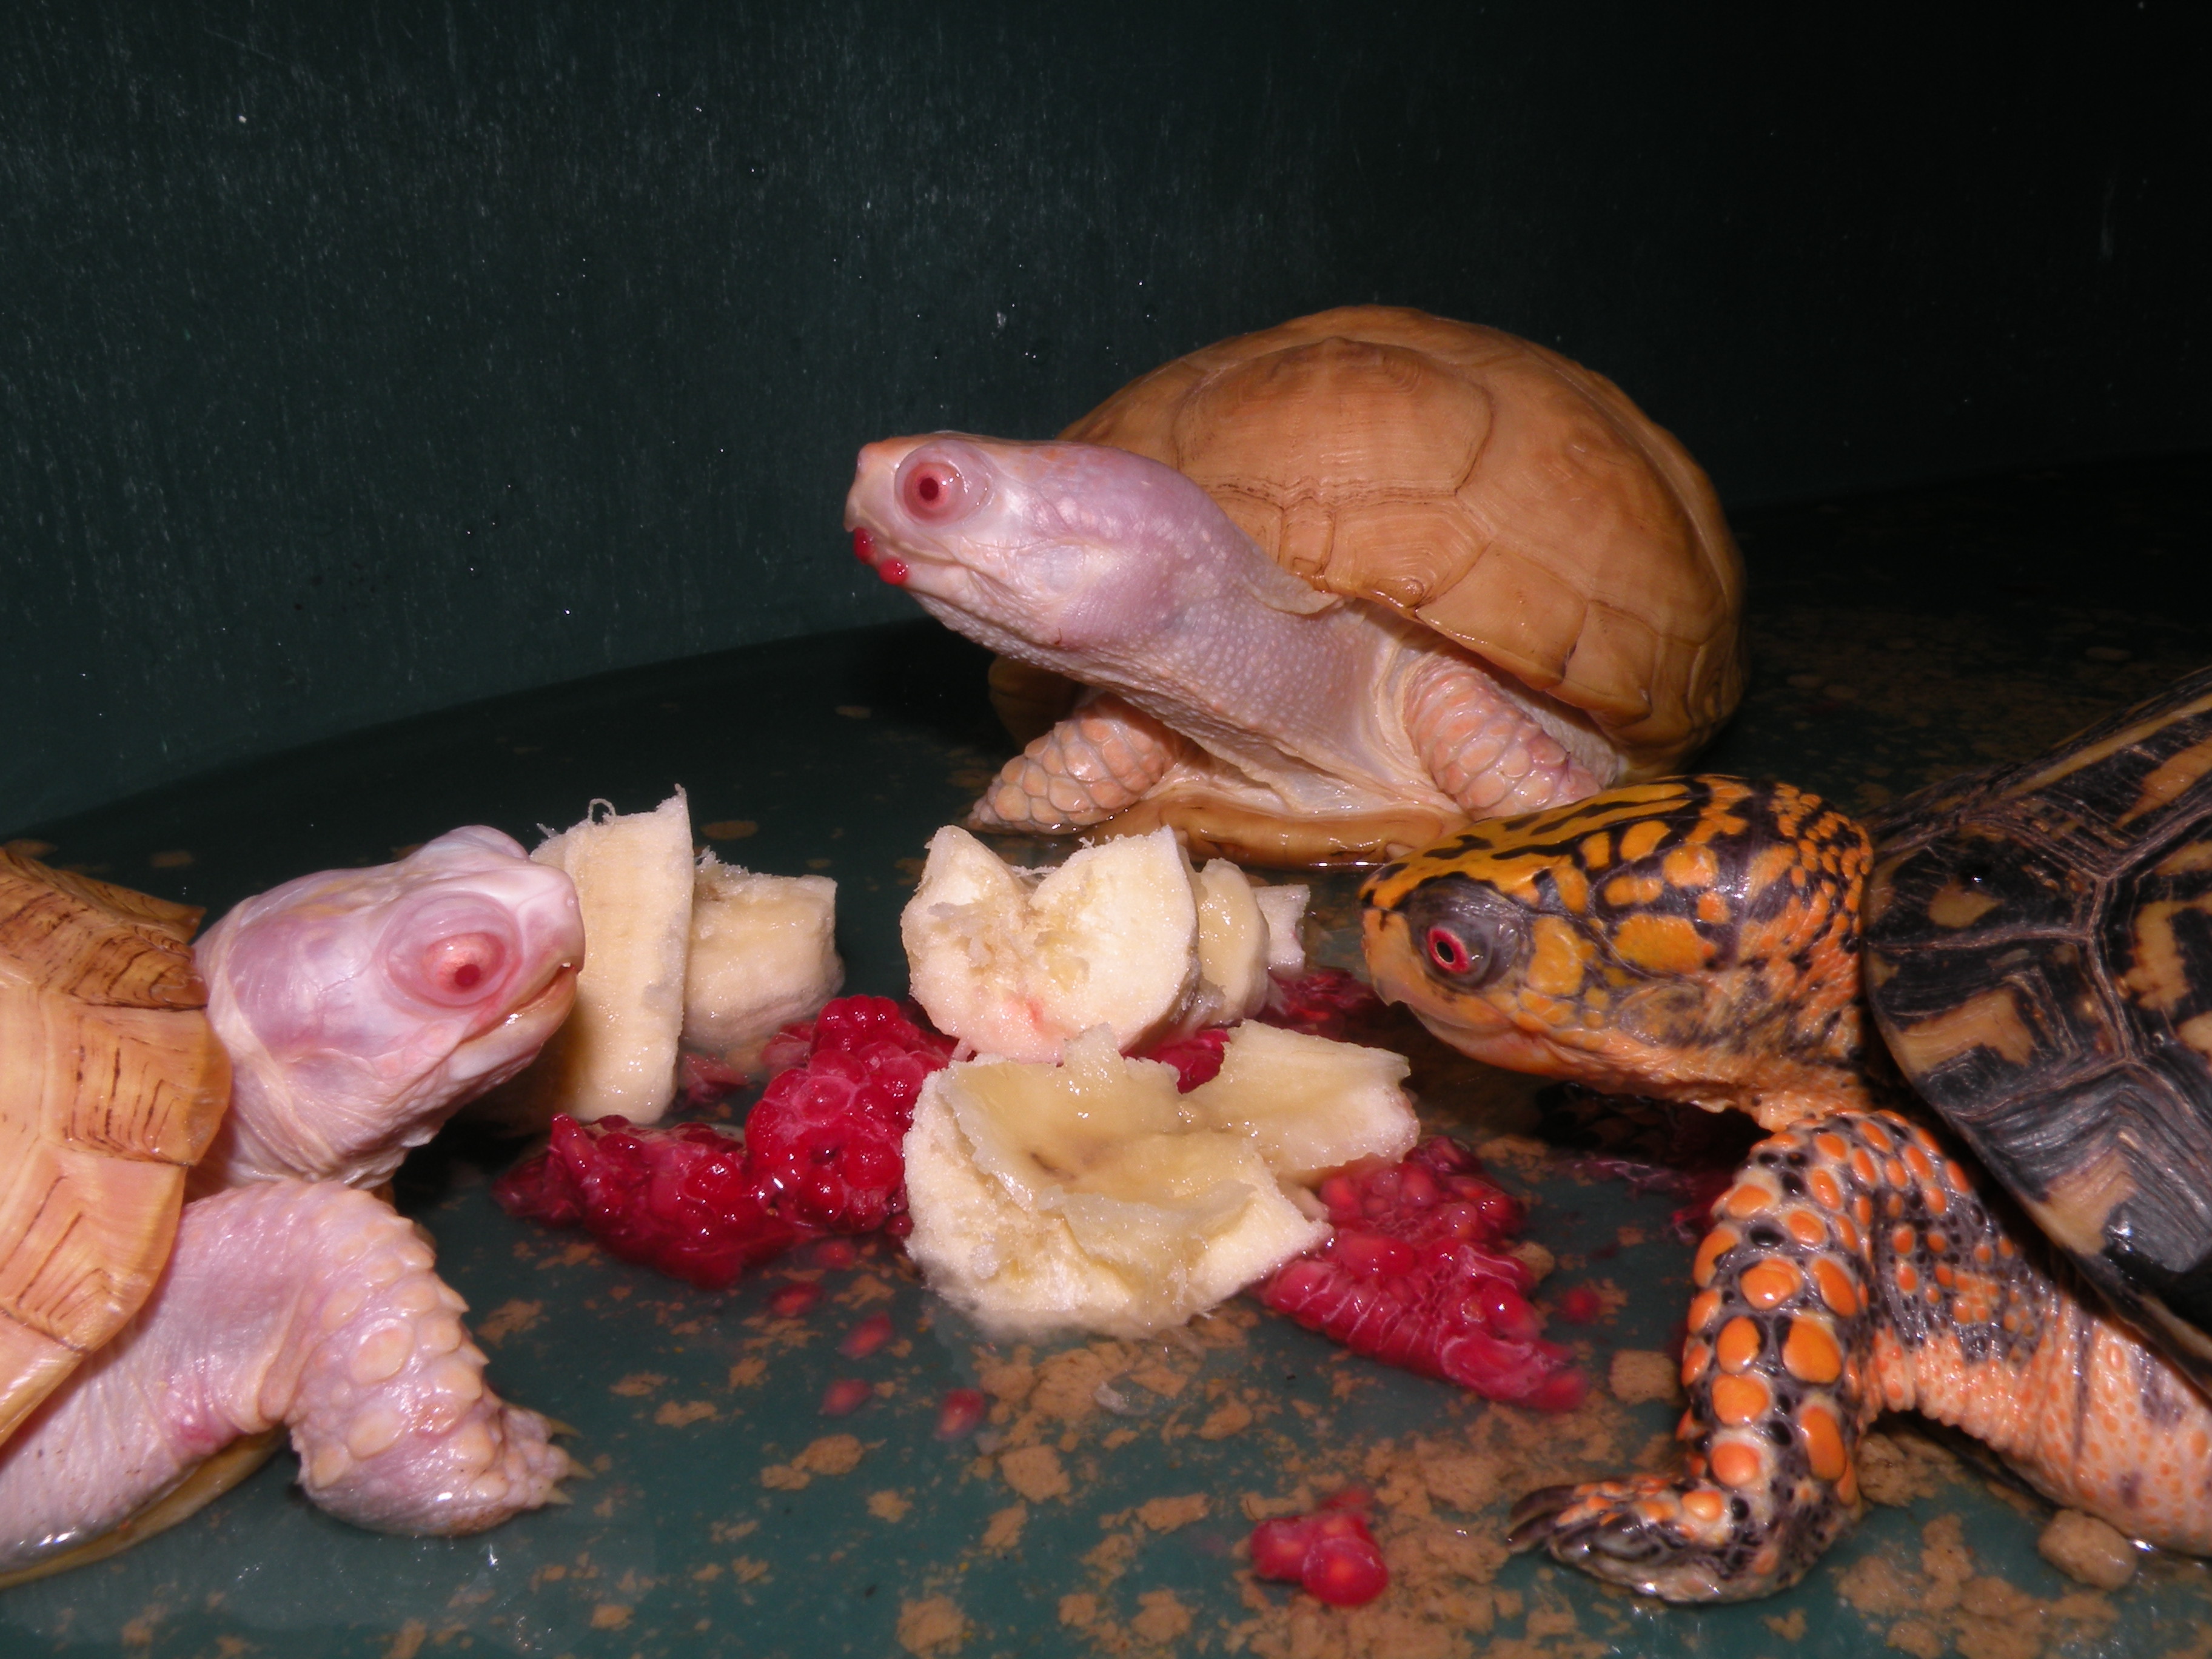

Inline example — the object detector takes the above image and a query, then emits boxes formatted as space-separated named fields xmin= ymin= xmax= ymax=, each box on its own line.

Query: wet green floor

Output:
xmin=4 ymin=451 xmax=2211 ymax=1657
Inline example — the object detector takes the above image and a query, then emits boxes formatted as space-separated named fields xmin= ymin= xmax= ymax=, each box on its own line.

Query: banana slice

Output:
xmin=903 ymin=1028 xmax=1326 ymax=1338
xmin=682 ymin=856 xmax=843 ymax=1074
xmin=1252 ymin=882 xmax=1311 ymax=977
xmin=902 ymin=826 xmax=1200 ymax=1061
xmin=901 ymin=827 xmax=1312 ymax=1059
xmin=500 ymin=791 xmax=694 ymax=1123
xmin=1185 ymin=1022 xmax=1416 ymax=1184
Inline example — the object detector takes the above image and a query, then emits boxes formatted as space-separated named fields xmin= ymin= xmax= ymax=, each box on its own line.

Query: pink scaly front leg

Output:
xmin=0 ymin=1182 xmax=568 ymax=1574
xmin=968 ymin=691 xmax=1191 ymax=833
xmin=1403 ymin=654 xmax=1603 ymax=816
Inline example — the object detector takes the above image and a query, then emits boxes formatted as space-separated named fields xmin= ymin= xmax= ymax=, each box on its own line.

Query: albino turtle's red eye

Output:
xmin=417 ymin=931 xmax=508 ymax=1004
xmin=1425 ymin=925 xmax=1473 ymax=975
xmin=899 ymin=458 xmax=973 ymax=523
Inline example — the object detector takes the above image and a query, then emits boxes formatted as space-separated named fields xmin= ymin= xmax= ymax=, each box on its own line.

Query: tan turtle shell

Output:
xmin=1056 ymin=305 xmax=1746 ymax=779
xmin=0 ymin=850 xmax=230 ymax=1446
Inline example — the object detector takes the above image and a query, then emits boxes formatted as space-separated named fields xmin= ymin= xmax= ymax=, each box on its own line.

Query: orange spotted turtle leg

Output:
xmin=1509 ymin=1108 xmax=2033 ymax=1601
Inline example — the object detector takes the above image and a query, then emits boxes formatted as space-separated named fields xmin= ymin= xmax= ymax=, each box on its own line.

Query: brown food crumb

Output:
xmin=896 ymin=1595 xmax=968 ymax=1655
xmin=2037 ymin=1509 xmax=2138 ymax=1589
xmin=1129 ymin=1589 xmax=1192 ymax=1645
xmin=867 ymin=1490 xmax=912 ymax=1523
xmin=1856 ymin=1428 xmax=1958 ymax=1506
xmin=610 ymin=1372 xmax=665 ymax=1396
xmin=1127 ymin=1361 xmax=1187 ymax=1398
xmin=761 ymin=1432 xmax=866 ymax=1489
xmin=384 ymin=1622 xmax=428 ymax=1659
xmin=473 ymin=1299 xmax=542 ymax=1344
xmin=588 ymin=1604 xmax=631 ymax=1631
xmin=1000 ymin=1444 xmax=1071 ymax=1501
xmin=1058 ymin=1593 xmax=1098 ymax=1627
xmin=1835 ymin=1512 xmax=2116 ymax=1659
xmin=982 ymin=1504 xmax=1028 ymax=1551
xmin=1102 ymin=1427 xmax=1140 ymax=1450
xmin=1608 ymin=1349 xmax=1681 ymax=1405
xmin=1032 ymin=1344 xmax=1128 ymax=1421
xmin=1134 ymin=1493 xmax=1208 ymax=1532
xmin=654 ymin=1400 xmax=718 ymax=1427
xmin=732 ymin=1557 xmax=771 ymax=1583
xmin=1764 ymin=1608 xmax=1807 ymax=1640
xmin=1198 ymin=1398 xmax=1254 ymax=1439
xmin=727 ymin=1357 xmax=767 ymax=1389
xmin=1510 ymin=1239 xmax=1556 ymax=1282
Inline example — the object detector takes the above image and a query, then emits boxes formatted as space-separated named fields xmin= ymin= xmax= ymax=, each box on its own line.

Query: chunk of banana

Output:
xmin=900 ymin=825 xmax=1308 ymax=1060
xmin=498 ymin=792 xmax=695 ymax=1124
xmin=902 ymin=1024 xmax=1415 ymax=1338
xmin=682 ymin=855 xmax=843 ymax=1074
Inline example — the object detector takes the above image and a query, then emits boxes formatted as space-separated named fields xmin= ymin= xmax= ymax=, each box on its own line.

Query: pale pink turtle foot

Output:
xmin=1403 ymin=653 xmax=1605 ymax=816
xmin=0 ymin=1180 xmax=569 ymax=1576
xmin=969 ymin=692 xmax=1190 ymax=833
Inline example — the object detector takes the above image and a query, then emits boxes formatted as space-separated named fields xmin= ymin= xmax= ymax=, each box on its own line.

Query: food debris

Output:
xmin=1835 ymin=1512 xmax=2116 ymax=1658
xmin=1606 ymin=1349 xmax=1680 ymax=1405
xmin=868 ymin=1490 xmax=913 ymax=1523
xmin=896 ymin=1595 xmax=968 ymax=1655
xmin=1133 ymin=1493 xmax=1208 ymax=1532
xmin=999 ymin=1445 xmax=1071 ymax=1502
xmin=1199 ymin=1397 xmax=1254 ymax=1439
xmin=982 ymin=1504 xmax=1027 ymax=1551
xmin=654 ymin=1399 xmax=718 ymax=1427
xmin=472 ymin=1298 xmax=543 ymax=1343
xmin=1250 ymin=1504 xmax=1390 ymax=1607
xmin=760 ymin=1433 xmax=865 ymax=1489
xmin=611 ymin=1372 xmax=666 ymax=1397
xmin=2037 ymin=1509 xmax=2139 ymax=1590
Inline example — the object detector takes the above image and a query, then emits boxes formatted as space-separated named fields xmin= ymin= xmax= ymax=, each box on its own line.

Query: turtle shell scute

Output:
xmin=1866 ymin=664 xmax=2212 ymax=1384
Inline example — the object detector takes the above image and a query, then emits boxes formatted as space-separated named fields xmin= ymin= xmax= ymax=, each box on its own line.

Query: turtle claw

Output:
xmin=1504 ymin=1475 xmax=1801 ymax=1604
xmin=1506 ymin=1483 xmax=1580 ymax=1551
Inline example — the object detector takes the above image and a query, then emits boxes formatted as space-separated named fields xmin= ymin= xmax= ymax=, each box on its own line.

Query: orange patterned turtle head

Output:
xmin=1360 ymin=777 xmax=1878 ymax=1128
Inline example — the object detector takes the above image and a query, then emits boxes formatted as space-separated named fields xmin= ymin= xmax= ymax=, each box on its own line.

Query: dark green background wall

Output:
xmin=4 ymin=3 xmax=2205 ymax=831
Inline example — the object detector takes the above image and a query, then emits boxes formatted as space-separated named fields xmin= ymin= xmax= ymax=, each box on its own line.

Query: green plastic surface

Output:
xmin=4 ymin=455 xmax=2211 ymax=1655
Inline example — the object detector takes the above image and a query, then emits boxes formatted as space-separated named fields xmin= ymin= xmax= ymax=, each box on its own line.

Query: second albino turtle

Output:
xmin=846 ymin=306 xmax=1744 ymax=867
xmin=0 ymin=829 xmax=582 ymax=1582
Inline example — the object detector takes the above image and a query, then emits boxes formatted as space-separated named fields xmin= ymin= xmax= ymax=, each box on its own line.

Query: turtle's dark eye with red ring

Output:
xmin=1397 ymin=876 xmax=1523 ymax=991
xmin=899 ymin=454 xmax=979 ymax=525
xmin=1426 ymin=924 xmax=1474 ymax=974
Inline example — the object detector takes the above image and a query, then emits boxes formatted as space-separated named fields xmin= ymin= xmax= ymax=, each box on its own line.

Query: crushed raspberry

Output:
xmin=768 ymin=1281 xmax=823 ymax=1319
xmin=746 ymin=1053 xmax=914 ymax=1232
xmin=1248 ymin=1507 xmax=1390 ymax=1607
xmin=820 ymin=1378 xmax=873 ymax=1416
xmin=1553 ymin=1284 xmax=1605 ymax=1324
xmin=1258 ymin=968 xmax=1398 ymax=1045
xmin=679 ymin=1050 xmax=751 ymax=1107
xmin=492 ymin=1115 xmax=806 ymax=1291
xmin=498 ymin=996 xmax=957 ymax=1291
xmin=1141 ymin=1027 xmax=1231 ymax=1090
xmin=1258 ymin=1136 xmax=1584 ymax=1410
xmin=813 ymin=1238 xmax=861 ymax=1271
xmin=840 ymin=1312 xmax=894 ymax=1358
xmin=934 ymin=1388 xmax=987 ymax=1439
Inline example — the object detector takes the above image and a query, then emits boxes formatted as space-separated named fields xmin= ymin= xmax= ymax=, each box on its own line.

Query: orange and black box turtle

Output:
xmin=1359 ymin=665 xmax=2212 ymax=1600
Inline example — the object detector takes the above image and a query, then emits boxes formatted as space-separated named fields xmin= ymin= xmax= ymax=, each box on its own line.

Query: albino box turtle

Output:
xmin=1359 ymin=665 xmax=2212 ymax=1600
xmin=0 ymin=832 xmax=581 ymax=1583
xmin=846 ymin=306 xmax=1745 ymax=868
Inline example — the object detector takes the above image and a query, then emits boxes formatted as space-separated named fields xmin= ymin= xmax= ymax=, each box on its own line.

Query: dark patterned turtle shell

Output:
xmin=1865 ymin=665 xmax=2212 ymax=1386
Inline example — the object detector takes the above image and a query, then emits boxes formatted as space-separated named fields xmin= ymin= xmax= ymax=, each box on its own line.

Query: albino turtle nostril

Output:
xmin=899 ymin=459 xmax=968 ymax=522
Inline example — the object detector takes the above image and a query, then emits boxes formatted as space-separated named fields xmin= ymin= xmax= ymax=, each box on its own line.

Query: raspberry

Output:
xmin=1257 ymin=968 xmax=1398 ymax=1045
xmin=1258 ymin=1136 xmax=1584 ymax=1410
xmin=493 ymin=1114 xmax=806 ymax=1290
xmin=840 ymin=1312 xmax=894 ymax=1358
xmin=1140 ymin=1027 xmax=1231 ymax=1090
xmin=934 ymin=1388 xmax=987 ymax=1439
xmin=1248 ymin=1507 xmax=1390 ymax=1607
xmin=743 ymin=996 xmax=953 ymax=1232
xmin=745 ymin=1052 xmax=914 ymax=1232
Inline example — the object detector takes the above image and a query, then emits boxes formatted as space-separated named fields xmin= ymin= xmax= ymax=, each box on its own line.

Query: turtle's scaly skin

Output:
xmin=1511 ymin=1107 xmax=2212 ymax=1598
xmin=1362 ymin=769 xmax=2212 ymax=1598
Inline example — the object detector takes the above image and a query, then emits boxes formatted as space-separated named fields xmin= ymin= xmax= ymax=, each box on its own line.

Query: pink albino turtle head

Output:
xmin=843 ymin=434 xmax=1256 ymax=666
xmin=198 ymin=825 xmax=585 ymax=1186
